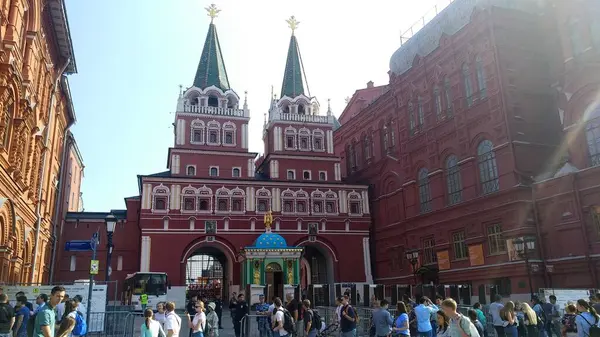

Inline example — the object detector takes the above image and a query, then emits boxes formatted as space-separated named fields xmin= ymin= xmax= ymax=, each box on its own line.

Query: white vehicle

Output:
xmin=123 ymin=272 xmax=169 ymax=311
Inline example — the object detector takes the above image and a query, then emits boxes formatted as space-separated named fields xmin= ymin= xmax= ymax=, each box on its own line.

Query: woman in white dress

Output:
xmin=187 ymin=301 xmax=206 ymax=337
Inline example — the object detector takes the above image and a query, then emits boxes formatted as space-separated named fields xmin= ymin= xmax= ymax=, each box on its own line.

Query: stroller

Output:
xmin=317 ymin=323 xmax=339 ymax=337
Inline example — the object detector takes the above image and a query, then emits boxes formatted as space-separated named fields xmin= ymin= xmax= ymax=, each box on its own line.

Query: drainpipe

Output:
xmin=572 ymin=173 xmax=598 ymax=287
xmin=48 ymin=131 xmax=72 ymax=283
xmin=530 ymin=185 xmax=550 ymax=287
xmin=30 ymin=58 xmax=71 ymax=283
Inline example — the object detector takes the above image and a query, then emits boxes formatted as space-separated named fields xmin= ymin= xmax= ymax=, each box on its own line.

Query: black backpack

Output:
xmin=0 ymin=304 xmax=9 ymax=324
xmin=310 ymin=310 xmax=322 ymax=331
xmin=279 ymin=309 xmax=296 ymax=334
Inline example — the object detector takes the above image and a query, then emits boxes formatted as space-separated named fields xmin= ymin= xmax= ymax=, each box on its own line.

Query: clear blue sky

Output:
xmin=66 ymin=0 xmax=439 ymax=211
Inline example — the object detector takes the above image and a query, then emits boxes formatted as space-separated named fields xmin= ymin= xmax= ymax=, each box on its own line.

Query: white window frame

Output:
xmin=287 ymin=169 xmax=296 ymax=180
xmin=186 ymin=165 xmax=196 ymax=176
xmin=303 ymin=170 xmax=311 ymax=180
xmin=284 ymin=126 xmax=297 ymax=150
xmin=207 ymin=121 xmax=221 ymax=146
xmin=232 ymin=167 xmax=242 ymax=178
xmin=222 ymin=122 xmax=237 ymax=147
xmin=298 ymin=128 xmax=311 ymax=151
xmin=190 ymin=119 xmax=205 ymax=145
xmin=312 ymin=129 xmax=325 ymax=152
xmin=209 ymin=166 xmax=220 ymax=177
xmin=318 ymin=171 xmax=327 ymax=181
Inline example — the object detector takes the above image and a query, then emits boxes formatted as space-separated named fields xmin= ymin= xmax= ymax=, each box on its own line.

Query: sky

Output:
xmin=65 ymin=0 xmax=441 ymax=211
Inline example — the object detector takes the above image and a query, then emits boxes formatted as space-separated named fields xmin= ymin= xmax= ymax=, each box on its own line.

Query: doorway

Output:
xmin=265 ymin=262 xmax=283 ymax=300
xmin=185 ymin=247 xmax=227 ymax=302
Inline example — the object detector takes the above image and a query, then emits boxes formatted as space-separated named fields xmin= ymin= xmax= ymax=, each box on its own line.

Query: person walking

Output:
xmin=489 ymin=295 xmax=505 ymax=337
xmin=141 ymin=308 xmax=166 ymax=337
xmin=392 ymin=302 xmax=410 ymax=337
xmin=206 ymin=302 xmax=219 ymax=337
xmin=414 ymin=297 xmax=437 ymax=337
xmin=575 ymin=299 xmax=599 ymax=337
xmin=285 ymin=294 xmax=301 ymax=337
xmin=256 ymin=295 xmax=271 ymax=337
xmin=340 ymin=295 xmax=357 ymax=337
xmin=56 ymin=300 xmax=80 ymax=337
xmin=0 ymin=294 xmax=14 ymax=337
xmin=14 ymin=295 xmax=30 ymax=337
xmin=186 ymin=301 xmax=206 ymax=337
xmin=272 ymin=298 xmax=290 ymax=337
xmin=435 ymin=310 xmax=450 ymax=337
xmin=521 ymin=302 xmax=539 ymax=337
xmin=373 ymin=299 xmax=393 ymax=337
xmin=229 ymin=293 xmax=237 ymax=327
xmin=33 ymin=285 xmax=66 ymax=337
xmin=440 ymin=298 xmax=479 ymax=337
xmin=165 ymin=302 xmax=182 ymax=337
xmin=214 ymin=294 xmax=223 ymax=330
xmin=301 ymin=300 xmax=318 ymax=337
xmin=233 ymin=294 xmax=248 ymax=337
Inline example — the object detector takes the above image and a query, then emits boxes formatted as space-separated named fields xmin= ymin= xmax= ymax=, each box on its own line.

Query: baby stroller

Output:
xmin=317 ymin=323 xmax=339 ymax=337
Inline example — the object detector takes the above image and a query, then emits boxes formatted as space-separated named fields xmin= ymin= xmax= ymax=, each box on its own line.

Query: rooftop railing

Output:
xmin=400 ymin=0 xmax=455 ymax=45
xmin=181 ymin=104 xmax=246 ymax=117
xmin=270 ymin=112 xmax=331 ymax=124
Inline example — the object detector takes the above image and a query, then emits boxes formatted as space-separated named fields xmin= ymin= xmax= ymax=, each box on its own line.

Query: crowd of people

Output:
xmin=367 ymin=294 xmax=600 ymax=337
xmin=0 ymin=285 xmax=89 ymax=337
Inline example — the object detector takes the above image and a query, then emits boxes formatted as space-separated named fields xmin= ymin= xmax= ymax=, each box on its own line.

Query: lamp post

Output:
xmin=405 ymin=249 xmax=420 ymax=287
xmin=513 ymin=237 xmax=536 ymax=298
xmin=104 ymin=214 xmax=117 ymax=284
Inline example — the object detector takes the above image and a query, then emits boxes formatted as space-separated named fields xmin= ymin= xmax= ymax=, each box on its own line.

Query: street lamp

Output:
xmin=104 ymin=214 xmax=117 ymax=283
xmin=513 ymin=236 xmax=536 ymax=298
xmin=405 ymin=249 xmax=420 ymax=286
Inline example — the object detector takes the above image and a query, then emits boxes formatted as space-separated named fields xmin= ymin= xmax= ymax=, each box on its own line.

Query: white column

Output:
xmin=170 ymin=185 xmax=177 ymax=209
xmin=251 ymin=218 xmax=256 ymax=231
xmin=224 ymin=218 xmax=229 ymax=231
xmin=141 ymin=236 xmax=151 ymax=272
xmin=334 ymin=163 xmax=341 ymax=181
xmin=242 ymin=124 xmax=248 ymax=149
xmin=142 ymin=184 xmax=152 ymax=209
xmin=246 ymin=187 xmax=252 ymax=211
xmin=363 ymin=237 xmax=373 ymax=283
xmin=163 ymin=218 xmax=169 ymax=230
xmin=340 ymin=191 xmax=348 ymax=213
xmin=362 ymin=190 xmax=370 ymax=214
xmin=327 ymin=130 xmax=334 ymax=154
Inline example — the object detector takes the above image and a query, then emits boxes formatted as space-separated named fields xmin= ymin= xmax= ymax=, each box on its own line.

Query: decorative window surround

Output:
xmin=215 ymin=187 xmax=232 ymax=214
xmin=210 ymin=166 xmax=219 ymax=177
xmin=230 ymin=187 xmax=246 ymax=214
xmin=303 ymin=170 xmax=311 ymax=180
xmin=325 ymin=190 xmax=339 ymax=215
xmin=255 ymin=187 xmax=272 ymax=214
xmin=232 ymin=167 xmax=241 ymax=178
xmin=284 ymin=126 xmax=297 ymax=150
xmin=197 ymin=185 xmax=213 ymax=214
xmin=207 ymin=120 xmax=221 ymax=145
xmin=318 ymin=171 xmax=327 ymax=181
xmin=311 ymin=190 xmax=325 ymax=215
xmin=287 ymin=169 xmax=296 ymax=180
xmin=190 ymin=119 xmax=205 ymax=145
xmin=152 ymin=184 xmax=170 ymax=213
xmin=222 ymin=121 xmax=237 ymax=147
xmin=186 ymin=165 xmax=196 ymax=176
xmin=347 ymin=190 xmax=363 ymax=216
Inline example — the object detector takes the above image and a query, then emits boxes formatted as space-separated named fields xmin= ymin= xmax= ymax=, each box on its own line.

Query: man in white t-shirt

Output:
xmin=165 ymin=302 xmax=182 ymax=337
xmin=334 ymin=296 xmax=343 ymax=325
xmin=272 ymin=298 xmax=289 ymax=337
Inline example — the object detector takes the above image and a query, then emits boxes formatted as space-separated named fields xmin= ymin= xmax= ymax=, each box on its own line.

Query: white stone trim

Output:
xmin=151 ymin=184 xmax=170 ymax=213
xmin=298 ymin=127 xmax=311 ymax=151
xmin=334 ymin=163 xmax=341 ymax=181
xmin=209 ymin=166 xmax=220 ymax=177
xmin=303 ymin=170 xmax=311 ymax=180
xmin=140 ymin=236 xmax=151 ymax=272
xmin=318 ymin=171 xmax=327 ymax=181
xmin=247 ymin=159 xmax=254 ymax=178
xmin=255 ymin=187 xmax=272 ymax=214
xmin=363 ymin=237 xmax=373 ymax=283
xmin=190 ymin=119 xmax=205 ymax=145
xmin=232 ymin=167 xmax=242 ymax=178
xmin=287 ymin=169 xmax=296 ymax=180
xmin=347 ymin=190 xmax=364 ymax=216
xmin=222 ymin=121 xmax=237 ymax=147
xmin=242 ymin=123 xmax=248 ymax=149
xmin=186 ymin=165 xmax=197 ymax=176
xmin=284 ymin=126 xmax=297 ymax=150
xmin=327 ymin=130 xmax=334 ymax=154
xmin=207 ymin=120 xmax=221 ymax=145
xmin=312 ymin=129 xmax=326 ymax=152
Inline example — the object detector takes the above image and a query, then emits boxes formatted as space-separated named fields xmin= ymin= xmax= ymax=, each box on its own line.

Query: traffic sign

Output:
xmin=90 ymin=233 xmax=98 ymax=251
xmin=90 ymin=260 xmax=99 ymax=275
xmin=65 ymin=240 xmax=92 ymax=252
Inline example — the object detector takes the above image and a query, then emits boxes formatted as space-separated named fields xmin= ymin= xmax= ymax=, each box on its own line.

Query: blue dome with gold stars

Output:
xmin=252 ymin=232 xmax=288 ymax=249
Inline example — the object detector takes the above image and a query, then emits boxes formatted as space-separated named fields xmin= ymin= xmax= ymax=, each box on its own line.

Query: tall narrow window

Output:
xmin=568 ymin=18 xmax=584 ymax=56
xmin=463 ymin=63 xmax=473 ymax=107
xmin=232 ymin=168 xmax=241 ymax=177
xmin=434 ymin=87 xmax=443 ymax=120
xmin=408 ymin=102 xmax=416 ymax=134
xmin=446 ymin=155 xmax=462 ymax=205
xmin=422 ymin=237 xmax=437 ymax=265
xmin=69 ymin=255 xmax=76 ymax=271
xmin=389 ymin=123 xmax=396 ymax=149
xmin=453 ymin=231 xmax=468 ymax=259
xmin=186 ymin=166 xmax=196 ymax=176
xmin=418 ymin=168 xmax=432 ymax=213
xmin=349 ymin=144 xmax=357 ymax=168
xmin=210 ymin=167 xmax=219 ymax=177
xmin=383 ymin=125 xmax=389 ymax=152
xmin=417 ymin=96 xmax=425 ymax=127
xmin=363 ymin=136 xmax=371 ymax=159
xmin=476 ymin=56 xmax=487 ymax=99
xmin=117 ymin=256 xmax=123 ymax=271
xmin=478 ymin=140 xmax=499 ymax=194
xmin=586 ymin=106 xmax=600 ymax=167
xmin=487 ymin=224 xmax=507 ymax=254
xmin=444 ymin=78 xmax=453 ymax=117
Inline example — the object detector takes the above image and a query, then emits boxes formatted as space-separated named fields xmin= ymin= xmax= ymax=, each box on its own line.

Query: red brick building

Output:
xmin=54 ymin=14 xmax=372 ymax=302
xmin=335 ymin=0 xmax=600 ymax=302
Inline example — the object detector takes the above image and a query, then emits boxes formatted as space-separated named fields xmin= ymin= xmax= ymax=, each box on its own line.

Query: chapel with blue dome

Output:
xmin=240 ymin=211 xmax=303 ymax=298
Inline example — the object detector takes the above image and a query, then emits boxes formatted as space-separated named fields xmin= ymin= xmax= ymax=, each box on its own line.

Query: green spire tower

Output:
xmin=280 ymin=16 xmax=307 ymax=98
xmin=193 ymin=4 xmax=231 ymax=91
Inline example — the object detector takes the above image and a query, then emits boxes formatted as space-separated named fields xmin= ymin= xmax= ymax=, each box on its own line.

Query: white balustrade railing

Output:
xmin=181 ymin=104 xmax=245 ymax=117
xmin=270 ymin=112 xmax=330 ymax=124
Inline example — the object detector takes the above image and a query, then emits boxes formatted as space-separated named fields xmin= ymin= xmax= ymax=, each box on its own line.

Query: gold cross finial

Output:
xmin=286 ymin=16 xmax=300 ymax=35
xmin=206 ymin=4 xmax=220 ymax=22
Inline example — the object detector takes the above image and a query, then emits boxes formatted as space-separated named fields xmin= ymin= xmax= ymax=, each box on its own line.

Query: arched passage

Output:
xmin=181 ymin=240 xmax=236 ymax=301
xmin=297 ymin=242 xmax=336 ymax=306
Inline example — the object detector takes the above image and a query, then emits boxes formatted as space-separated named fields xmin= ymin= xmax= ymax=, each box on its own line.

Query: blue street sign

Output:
xmin=65 ymin=240 xmax=92 ymax=252
xmin=90 ymin=232 xmax=98 ymax=251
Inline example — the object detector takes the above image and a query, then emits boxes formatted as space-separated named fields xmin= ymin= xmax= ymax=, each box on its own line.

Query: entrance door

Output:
xmin=266 ymin=263 xmax=284 ymax=300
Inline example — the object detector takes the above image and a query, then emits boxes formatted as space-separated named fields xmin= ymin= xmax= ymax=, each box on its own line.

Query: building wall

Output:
xmin=0 ymin=0 xmax=76 ymax=284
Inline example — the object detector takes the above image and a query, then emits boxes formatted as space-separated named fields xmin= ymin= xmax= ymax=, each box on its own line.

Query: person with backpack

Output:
xmin=533 ymin=296 xmax=549 ymax=337
xmin=301 ymin=299 xmax=321 ymax=337
xmin=340 ymin=295 xmax=358 ymax=337
xmin=272 ymin=298 xmax=294 ymax=337
xmin=440 ymin=298 xmax=480 ymax=337
xmin=56 ymin=299 xmax=86 ymax=337
xmin=561 ymin=304 xmax=578 ymax=337
xmin=575 ymin=299 xmax=600 ymax=337
xmin=0 ymin=294 xmax=15 ymax=337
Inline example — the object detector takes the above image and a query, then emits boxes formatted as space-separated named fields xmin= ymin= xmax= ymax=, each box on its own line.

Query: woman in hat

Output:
xmin=206 ymin=302 xmax=220 ymax=337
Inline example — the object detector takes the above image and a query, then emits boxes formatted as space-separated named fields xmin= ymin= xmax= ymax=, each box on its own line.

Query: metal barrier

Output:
xmin=85 ymin=311 xmax=142 ymax=337
xmin=240 ymin=314 xmax=260 ymax=337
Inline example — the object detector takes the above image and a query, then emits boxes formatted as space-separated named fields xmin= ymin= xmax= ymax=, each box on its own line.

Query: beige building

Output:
xmin=0 ymin=0 xmax=77 ymax=283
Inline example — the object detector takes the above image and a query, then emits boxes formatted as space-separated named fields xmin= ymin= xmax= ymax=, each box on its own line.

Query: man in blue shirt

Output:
xmin=414 ymin=296 xmax=437 ymax=337
xmin=372 ymin=299 xmax=393 ymax=337
xmin=340 ymin=296 xmax=357 ymax=337
xmin=489 ymin=295 xmax=505 ymax=337
xmin=414 ymin=297 xmax=437 ymax=337
xmin=256 ymin=294 xmax=270 ymax=337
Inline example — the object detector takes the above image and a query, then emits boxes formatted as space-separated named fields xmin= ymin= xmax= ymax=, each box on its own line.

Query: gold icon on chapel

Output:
xmin=264 ymin=210 xmax=273 ymax=230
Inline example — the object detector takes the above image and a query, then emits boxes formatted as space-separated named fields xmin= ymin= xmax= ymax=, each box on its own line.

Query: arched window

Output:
xmin=186 ymin=166 xmax=196 ymax=176
xmin=363 ymin=135 xmax=371 ymax=159
xmin=349 ymin=143 xmax=357 ymax=169
xmin=232 ymin=168 xmax=241 ymax=177
xmin=181 ymin=187 xmax=197 ymax=212
xmin=417 ymin=96 xmax=425 ymax=127
xmin=408 ymin=102 xmax=416 ymax=134
xmin=476 ymin=55 xmax=487 ymax=99
xmin=210 ymin=167 xmax=219 ymax=177
xmin=463 ymin=63 xmax=473 ymax=107
xmin=418 ymin=168 xmax=432 ymax=213
xmin=215 ymin=187 xmax=231 ymax=212
xmin=298 ymin=104 xmax=306 ymax=115
xmin=284 ymin=126 xmax=297 ymax=150
xmin=298 ymin=128 xmax=311 ymax=151
xmin=208 ymin=95 xmax=219 ymax=108
xmin=207 ymin=121 xmax=220 ymax=145
xmin=347 ymin=191 xmax=363 ymax=216
xmin=197 ymin=185 xmax=213 ymax=212
xmin=446 ymin=155 xmax=462 ymax=205
xmin=434 ymin=86 xmax=443 ymax=120
xmin=382 ymin=125 xmax=389 ymax=151
xmin=296 ymin=190 xmax=309 ymax=214
xmin=325 ymin=191 xmax=338 ymax=214
xmin=311 ymin=190 xmax=325 ymax=215
xmin=190 ymin=120 xmax=205 ymax=144
xmin=312 ymin=129 xmax=324 ymax=151
xmin=585 ymin=105 xmax=600 ymax=167
xmin=389 ymin=122 xmax=396 ymax=150
xmin=231 ymin=187 xmax=245 ymax=213
xmin=222 ymin=122 xmax=236 ymax=146
xmin=444 ymin=77 xmax=453 ymax=117
xmin=568 ymin=18 xmax=584 ymax=56
xmin=477 ymin=140 xmax=499 ymax=194
xmin=282 ymin=189 xmax=295 ymax=214
xmin=255 ymin=188 xmax=272 ymax=213
xmin=152 ymin=185 xmax=170 ymax=212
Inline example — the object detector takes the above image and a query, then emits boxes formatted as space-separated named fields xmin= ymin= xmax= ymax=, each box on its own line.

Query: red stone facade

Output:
xmin=335 ymin=0 xmax=600 ymax=301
